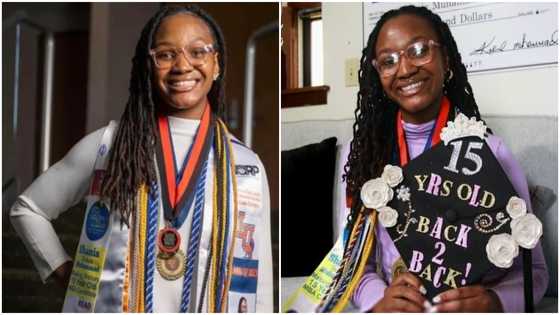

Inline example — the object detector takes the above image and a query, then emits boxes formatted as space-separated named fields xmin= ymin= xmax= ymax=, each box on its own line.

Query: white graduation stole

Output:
xmin=62 ymin=123 xmax=267 ymax=313
xmin=62 ymin=121 xmax=129 ymax=312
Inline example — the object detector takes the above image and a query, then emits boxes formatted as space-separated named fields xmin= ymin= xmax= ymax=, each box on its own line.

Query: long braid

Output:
xmin=343 ymin=5 xmax=486 ymax=229
xmin=101 ymin=4 xmax=228 ymax=226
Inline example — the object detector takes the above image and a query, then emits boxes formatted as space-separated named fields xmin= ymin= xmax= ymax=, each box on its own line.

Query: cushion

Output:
xmin=530 ymin=185 xmax=558 ymax=297
xmin=281 ymin=137 xmax=337 ymax=277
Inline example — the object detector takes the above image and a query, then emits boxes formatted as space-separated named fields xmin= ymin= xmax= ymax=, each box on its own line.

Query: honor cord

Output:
xmin=180 ymin=161 xmax=208 ymax=312
xmin=318 ymin=209 xmax=366 ymax=311
xmin=326 ymin=219 xmax=370 ymax=310
xmin=220 ymin=120 xmax=239 ymax=312
xmin=197 ymin=121 xmax=235 ymax=313
xmin=136 ymin=184 xmax=148 ymax=312
xmin=208 ymin=124 xmax=222 ymax=312
xmin=217 ymin=129 xmax=231 ymax=311
xmin=330 ymin=212 xmax=377 ymax=312
xmin=144 ymin=182 xmax=159 ymax=312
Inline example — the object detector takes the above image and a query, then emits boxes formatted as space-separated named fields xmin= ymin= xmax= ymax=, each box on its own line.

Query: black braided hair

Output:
xmin=101 ymin=4 xmax=227 ymax=225
xmin=343 ymin=5 xmax=486 ymax=228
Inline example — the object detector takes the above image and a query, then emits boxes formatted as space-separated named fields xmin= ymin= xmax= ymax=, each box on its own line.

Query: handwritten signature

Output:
xmin=470 ymin=37 xmax=507 ymax=55
xmin=470 ymin=30 xmax=558 ymax=56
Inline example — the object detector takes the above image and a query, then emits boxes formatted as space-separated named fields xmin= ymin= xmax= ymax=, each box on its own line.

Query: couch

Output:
xmin=281 ymin=115 xmax=557 ymax=312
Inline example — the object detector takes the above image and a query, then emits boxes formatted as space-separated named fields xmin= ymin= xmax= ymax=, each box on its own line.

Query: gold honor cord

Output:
xmin=129 ymin=193 xmax=141 ymax=312
xmin=216 ymin=122 xmax=227 ymax=310
xmin=208 ymin=123 xmax=221 ymax=312
xmin=318 ymin=208 xmax=366 ymax=310
xmin=209 ymin=121 xmax=224 ymax=312
xmin=219 ymin=120 xmax=239 ymax=312
xmin=207 ymin=120 xmax=238 ymax=312
xmin=134 ymin=184 xmax=149 ymax=312
xmin=330 ymin=211 xmax=377 ymax=312
xmin=219 ymin=122 xmax=228 ymax=307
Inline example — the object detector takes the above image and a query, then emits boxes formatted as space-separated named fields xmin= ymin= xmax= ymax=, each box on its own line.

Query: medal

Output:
xmin=156 ymin=249 xmax=187 ymax=281
xmin=158 ymin=226 xmax=181 ymax=254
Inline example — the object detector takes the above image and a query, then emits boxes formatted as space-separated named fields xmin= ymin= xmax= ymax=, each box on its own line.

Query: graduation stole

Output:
xmin=128 ymin=104 xmax=239 ymax=312
xmin=315 ymin=97 xmax=451 ymax=312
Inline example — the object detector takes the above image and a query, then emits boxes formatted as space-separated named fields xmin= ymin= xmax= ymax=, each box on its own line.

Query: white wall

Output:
xmin=282 ymin=2 xmax=558 ymax=122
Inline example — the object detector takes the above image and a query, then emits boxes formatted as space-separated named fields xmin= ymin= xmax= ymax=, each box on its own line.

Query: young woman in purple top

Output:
xmin=341 ymin=5 xmax=548 ymax=312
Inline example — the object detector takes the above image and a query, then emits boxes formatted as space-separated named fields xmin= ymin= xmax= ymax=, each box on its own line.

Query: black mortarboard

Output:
xmin=385 ymin=135 xmax=519 ymax=300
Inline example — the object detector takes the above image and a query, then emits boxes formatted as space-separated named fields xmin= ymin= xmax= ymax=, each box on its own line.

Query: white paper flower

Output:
xmin=510 ymin=213 xmax=543 ymax=249
xmin=486 ymin=233 xmax=519 ymax=268
xmin=361 ymin=178 xmax=393 ymax=209
xmin=381 ymin=164 xmax=403 ymax=188
xmin=506 ymin=196 xmax=527 ymax=219
xmin=396 ymin=185 xmax=411 ymax=202
xmin=378 ymin=206 xmax=399 ymax=228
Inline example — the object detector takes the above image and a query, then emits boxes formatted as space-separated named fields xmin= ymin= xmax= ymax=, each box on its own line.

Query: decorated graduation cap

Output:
xmin=360 ymin=114 xmax=543 ymax=300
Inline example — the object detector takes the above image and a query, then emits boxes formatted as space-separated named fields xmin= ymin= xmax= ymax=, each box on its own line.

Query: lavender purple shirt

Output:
xmin=341 ymin=120 xmax=549 ymax=312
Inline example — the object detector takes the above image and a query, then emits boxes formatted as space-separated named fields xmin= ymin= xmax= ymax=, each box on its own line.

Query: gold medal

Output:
xmin=156 ymin=248 xmax=186 ymax=281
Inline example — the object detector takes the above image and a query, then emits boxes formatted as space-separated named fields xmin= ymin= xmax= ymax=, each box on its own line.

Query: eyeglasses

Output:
xmin=149 ymin=43 xmax=216 ymax=69
xmin=372 ymin=39 xmax=441 ymax=78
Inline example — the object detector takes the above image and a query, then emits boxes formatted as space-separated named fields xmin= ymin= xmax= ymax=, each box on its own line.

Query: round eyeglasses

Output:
xmin=372 ymin=40 xmax=441 ymax=78
xmin=149 ymin=43 xmax=216 ymax=69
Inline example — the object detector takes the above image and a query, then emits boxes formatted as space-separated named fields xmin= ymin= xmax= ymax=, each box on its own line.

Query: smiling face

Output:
xmin=238 ymin=298 xmax=247 ymax=313
xmin=152 ymin=13 xmax=219 ymax=119
xmin=375 ymin=14 xmax=448 ymax=124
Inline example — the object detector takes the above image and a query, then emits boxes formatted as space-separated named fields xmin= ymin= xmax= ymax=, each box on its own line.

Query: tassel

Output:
xmin=330 ymin=212 xmax=377 ymax=312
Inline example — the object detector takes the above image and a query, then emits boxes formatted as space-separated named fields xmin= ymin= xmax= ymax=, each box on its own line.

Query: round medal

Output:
xmin=158 ymin=227 xmax=181 ymax=254
xmin=156 ymin=249 xmax=186 ymax=281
